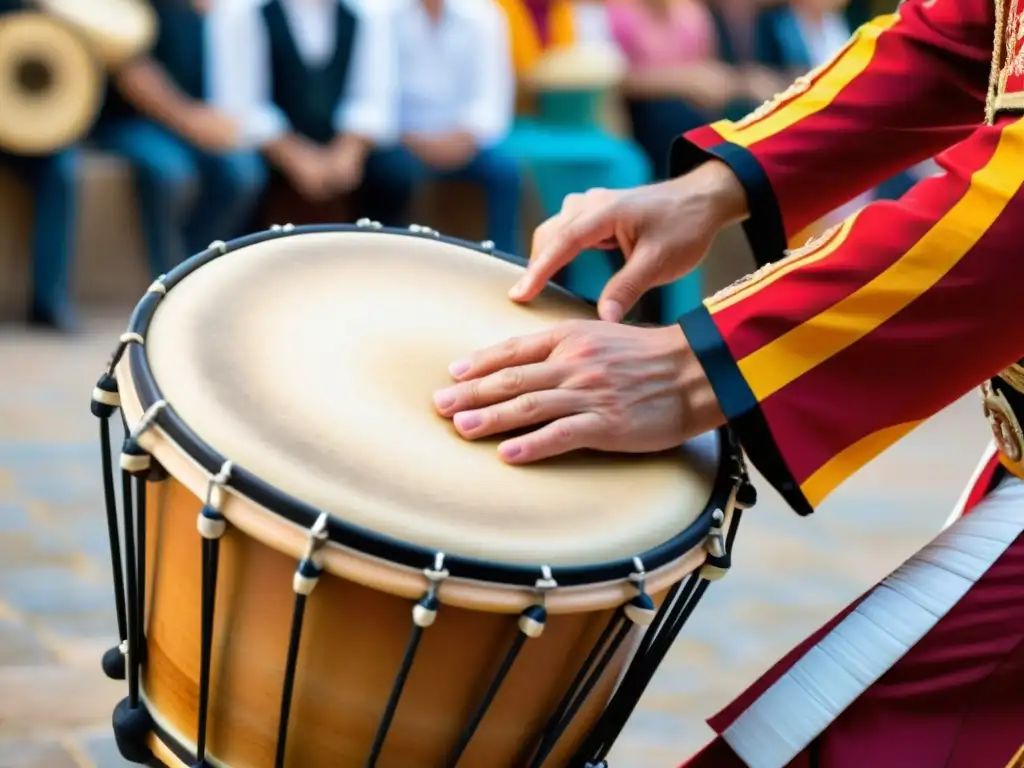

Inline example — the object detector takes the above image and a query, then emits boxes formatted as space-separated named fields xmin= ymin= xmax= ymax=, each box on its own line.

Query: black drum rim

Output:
xmin=125 ymin=223 xmax=736 ymax=589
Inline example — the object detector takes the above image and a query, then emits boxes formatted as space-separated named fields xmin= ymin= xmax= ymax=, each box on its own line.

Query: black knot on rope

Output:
xmin=91 ymin=373 xmax=120 ymax=418
xmin=518 ymin=603 xmax=548 ymax=638
xmin=737 ymin=481 xmax=758 ymax=509
xmin=102 ymin=644 xmax=126 ymax=680
xmin=197 ymin=503 xmax=227 ymax=541
xmin=624 ymin=591 xmax=656 ymax=627
xmin=413 ymin=590 xmax=441 ymax=627
xmin=111 ymin=697 xmax=153 ymax=763
xmin=291 ymin=556 xmax=323 ymax=596
xmin=120 ymin=438 xmax=151 ymax=477
xmin=297 ymin=557 xmax=321 ymax=580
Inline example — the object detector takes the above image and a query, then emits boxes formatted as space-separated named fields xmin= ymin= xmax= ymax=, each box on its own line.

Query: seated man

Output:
xmin=210 ymin=0 xmax=414 ymax=228
xmin=0 ymin=0 xmax=79 ymax=331
xmin=92 ymin=0 xmax=267 ymax=279
xmin=388 ymin=0 xmax=521 ymax=255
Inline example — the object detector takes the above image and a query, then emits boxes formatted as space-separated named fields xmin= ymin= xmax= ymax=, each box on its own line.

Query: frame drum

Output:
xmin=0 ymin=12 xmax=103 ymax=155
xmin=35 ymin=0 xmax=156 ymax=69
xmin=91 ymin=224 xmax=755 ymax=768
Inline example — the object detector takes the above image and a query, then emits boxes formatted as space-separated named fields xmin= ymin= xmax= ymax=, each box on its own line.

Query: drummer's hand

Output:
xmin=433 ymin=321 xmax=725 ymax=463
xmin=511 ymin=160 xmax=748 ymax=322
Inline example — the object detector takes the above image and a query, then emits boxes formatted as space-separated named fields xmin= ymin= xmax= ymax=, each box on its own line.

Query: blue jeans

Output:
xmin=360 ymin=145 xmax=522 ymax=255
xmin=1 ymin=149 xmax=78 ymax=314
xmin=93 ymin=119 xmax=267 ymax=277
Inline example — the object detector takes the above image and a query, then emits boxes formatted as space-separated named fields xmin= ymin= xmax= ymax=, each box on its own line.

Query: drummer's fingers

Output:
xmin=451 ymin=390 xmax=583 ymax=441
xmin=510 ymin=203 xmax=618 ymax=302
xmin=433 ymin=362 xmax=566 ymax=416
xmin=497 ymin=412 xmax=604 ymax=463
xmin=448 ymin=330 xmax=559 ymax=381
xmin=529 ymin=192 xmax=607 ymax=261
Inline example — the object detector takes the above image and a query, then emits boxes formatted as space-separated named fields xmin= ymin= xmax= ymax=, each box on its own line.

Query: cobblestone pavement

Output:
xmin=0 ymin=311 xmax=991 ymax=768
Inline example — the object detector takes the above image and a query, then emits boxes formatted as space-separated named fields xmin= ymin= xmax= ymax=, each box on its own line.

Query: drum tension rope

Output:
xmin=92 ymin=325 xmax=170 ymax=765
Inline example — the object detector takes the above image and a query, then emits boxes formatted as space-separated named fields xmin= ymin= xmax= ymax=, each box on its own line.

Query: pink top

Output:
xmin=607 ymin=0 xmax=717 ymax=68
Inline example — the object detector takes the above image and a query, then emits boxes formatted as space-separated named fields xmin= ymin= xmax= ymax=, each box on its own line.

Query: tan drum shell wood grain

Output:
xmin=141 ymin=478 xmax=657 ymax=767
xmin=115 ymin=230 xmax=725 ymax=767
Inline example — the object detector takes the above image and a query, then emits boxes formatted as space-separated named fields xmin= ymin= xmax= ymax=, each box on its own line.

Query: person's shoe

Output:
xmin=28 ymin=301 xmax=79 ymax=333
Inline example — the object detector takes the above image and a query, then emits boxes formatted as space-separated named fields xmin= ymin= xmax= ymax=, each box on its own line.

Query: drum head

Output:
xmin=0 ymin=13 xmax=101 ymax=155
xmin=143 ymin=230 xmax=720 ymax=569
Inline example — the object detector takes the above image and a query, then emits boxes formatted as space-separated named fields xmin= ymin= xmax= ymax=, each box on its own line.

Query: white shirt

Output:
xmin=206 ymin=0 xmax=398 ymax=147
xmin=571 ymin=1 xmax=614 ymax=45
xmin=797 ymin=12 xmax=851 ymax=69
xmin=392 ymin=0 xmax=513 ymax=147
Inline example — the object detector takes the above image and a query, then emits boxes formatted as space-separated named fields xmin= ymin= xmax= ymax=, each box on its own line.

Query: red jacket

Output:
xmin=672 ymin=0 xmax=1024 ymax=514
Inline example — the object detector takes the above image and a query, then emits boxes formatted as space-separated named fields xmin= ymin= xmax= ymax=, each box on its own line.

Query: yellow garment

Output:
xmin=494 ymin=0 xmax=577 ymax=76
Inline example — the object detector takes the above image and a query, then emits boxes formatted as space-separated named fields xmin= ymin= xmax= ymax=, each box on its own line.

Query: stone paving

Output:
xmin=0 ymin=310 xmax=991 ymax=768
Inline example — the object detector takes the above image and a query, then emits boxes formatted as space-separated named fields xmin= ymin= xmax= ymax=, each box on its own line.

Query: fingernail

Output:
xmin=454 ymin=411 xmax=482 ymax=431
xmin=499 ymin=442 xmax=522 ymax=460
xmin=600 ymin=300 xmax=624 ymax=323
xmin=508 ymin=279 xmax=527 ymax=299
xmin=433 ymin=388 xmax=456 ymax=410
xmin=449 ymin=360 xmax=470 ymax=378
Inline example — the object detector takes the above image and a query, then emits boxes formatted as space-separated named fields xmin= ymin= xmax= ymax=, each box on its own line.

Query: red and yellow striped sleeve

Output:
xmin=679 ymin=116 xmax=1024 ymax=514
xmin=672 ymin=0 xmax=993 ymax=266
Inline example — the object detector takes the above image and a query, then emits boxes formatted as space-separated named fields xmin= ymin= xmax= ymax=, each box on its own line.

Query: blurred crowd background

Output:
xmin=0 ymin=3 xmax=985 ymax=766
xmin=0 ymin=0 xmax=922 ymax=335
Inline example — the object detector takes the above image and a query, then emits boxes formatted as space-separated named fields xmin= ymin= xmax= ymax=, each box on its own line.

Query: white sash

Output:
xmin=722 ymin=471 xmax=1024 ymax=768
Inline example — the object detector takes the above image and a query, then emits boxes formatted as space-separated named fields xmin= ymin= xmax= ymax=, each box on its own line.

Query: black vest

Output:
xmin=261 ymin=0 xmax=357 ymax=145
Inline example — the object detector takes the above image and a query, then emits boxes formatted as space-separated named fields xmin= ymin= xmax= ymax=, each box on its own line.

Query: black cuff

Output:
xmin=679 ymin=303 xmax=814 ymax=516
xmin=669 ymin=135 xmax=788 ymax=268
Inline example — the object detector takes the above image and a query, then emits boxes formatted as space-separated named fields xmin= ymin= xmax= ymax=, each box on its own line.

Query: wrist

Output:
xmin=680 ymin=159 xmax=749 ymax=227
xmin=664 ymin=325 xmax=726 ymax=434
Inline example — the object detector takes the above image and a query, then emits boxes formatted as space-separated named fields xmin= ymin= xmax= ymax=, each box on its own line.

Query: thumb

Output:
xmin=598 ymin=246 xmax=663 ymax=322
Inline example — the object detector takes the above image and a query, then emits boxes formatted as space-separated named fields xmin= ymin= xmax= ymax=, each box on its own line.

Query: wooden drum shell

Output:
xmin=141 ymin=476 xmax=642 ymax=768
xmin=103 ymin=226 xmax=740 ymax=768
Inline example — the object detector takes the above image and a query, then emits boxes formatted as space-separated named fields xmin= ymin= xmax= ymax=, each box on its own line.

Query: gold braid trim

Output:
xmin=998 ymin=362 xmax=1024 ymax=393
xmin=1004 ymin=741 xmax=1024 ymax=768
xmin=988 ymin=0 xmax=1008 ymax=124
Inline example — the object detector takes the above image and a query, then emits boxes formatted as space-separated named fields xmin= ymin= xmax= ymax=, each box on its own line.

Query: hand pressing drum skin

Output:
xmin=433 ymin=160 xmax=750 ymax=463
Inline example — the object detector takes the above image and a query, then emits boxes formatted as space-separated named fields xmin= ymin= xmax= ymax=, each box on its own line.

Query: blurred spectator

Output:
xmin=754 ymin=0 xmax=852 ymax=78
xmin=495 ymin=0 xmax=651 ymax=295
xmin=210 ymin=0 xmax=413 ymax=228
xmin=388 ymin=0 xmax=521 ymax=254
xmin=0 ymin=0 xmax=79 ymax=330
xmin=707 ymin=0 xmax=788 ymax=119
xmin=608 ymin=0 xmax=740 ymax=179
xmin=91 ymin=0 xmax=266 ymax=278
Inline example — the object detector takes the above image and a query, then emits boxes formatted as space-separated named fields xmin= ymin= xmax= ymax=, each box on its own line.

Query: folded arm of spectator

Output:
xmin=116 ymin=57 xmax=238 ymax=151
